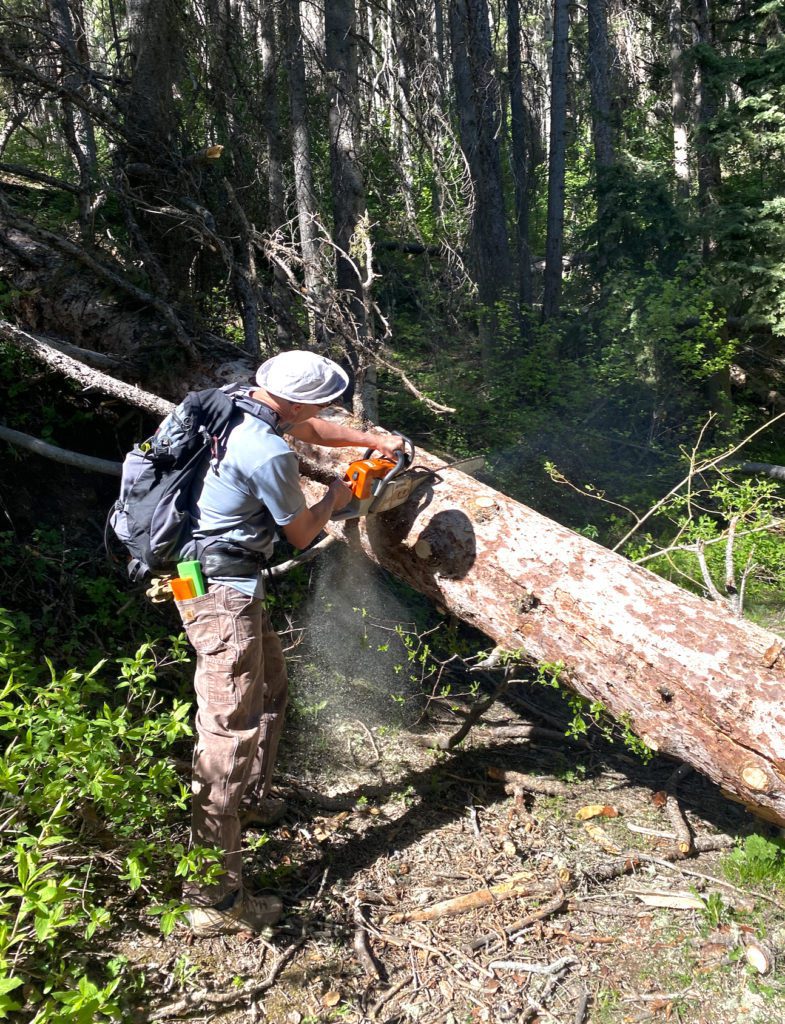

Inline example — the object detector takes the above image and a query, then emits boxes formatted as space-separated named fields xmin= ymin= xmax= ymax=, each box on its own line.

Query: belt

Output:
xmin=199 ymin=542 xmax=269 ymax=579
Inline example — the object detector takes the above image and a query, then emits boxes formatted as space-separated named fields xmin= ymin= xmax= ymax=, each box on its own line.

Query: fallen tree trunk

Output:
xmin=0 ymin=321 xmax=175 ymax=418
xmin=293 ymin=424 xmax=785 ymax=828
xmin=2 ymin=335 xmax=784 ymax=828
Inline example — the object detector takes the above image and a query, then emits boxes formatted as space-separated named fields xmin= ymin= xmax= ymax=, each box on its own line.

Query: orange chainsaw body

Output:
xmin=344 ymin=456 xmax=398 ymax=500
xmin=331 ymin=436 xmax=416 ymax=520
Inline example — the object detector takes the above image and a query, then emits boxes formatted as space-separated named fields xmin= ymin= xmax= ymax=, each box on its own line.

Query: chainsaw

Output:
xmin=331 ymin=435 xmax=418 ymax=520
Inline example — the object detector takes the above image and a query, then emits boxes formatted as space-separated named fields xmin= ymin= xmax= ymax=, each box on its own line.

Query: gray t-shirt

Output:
xmin=191 ymin=403 xmax=305 ymax=597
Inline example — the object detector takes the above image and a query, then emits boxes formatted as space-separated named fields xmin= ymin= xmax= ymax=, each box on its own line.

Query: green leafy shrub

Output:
xmin=0 ymin=608 xmax=215 ymax=1022
xmin=722 ymin=834 xmax=785 ymax=890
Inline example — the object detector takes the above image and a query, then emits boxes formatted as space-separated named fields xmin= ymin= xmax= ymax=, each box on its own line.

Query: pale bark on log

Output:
xmin=292 ymin=420 xmax=785 ymax=828
xmin=0 ymin=321 xmax=175 ymax=418
xmin=385 ymin=870 xmax=544 ymax=924
xmin=3 ymin=347 xmax=784 ymax=829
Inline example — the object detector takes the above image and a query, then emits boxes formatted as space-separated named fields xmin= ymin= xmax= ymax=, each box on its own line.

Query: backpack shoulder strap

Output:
xmin=221 ymin=382 xmax=282 ymax=436
xmin=189 ymin=386 xmax=236 ymax=425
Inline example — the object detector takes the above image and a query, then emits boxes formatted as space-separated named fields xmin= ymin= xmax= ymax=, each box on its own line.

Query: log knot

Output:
xmin=741 ymin=765 xmax=770 ymax=793
xmin=514 ymin=590 xmax=540 ymax=614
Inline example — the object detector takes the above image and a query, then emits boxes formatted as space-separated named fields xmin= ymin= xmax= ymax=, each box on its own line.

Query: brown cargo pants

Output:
xmin=177 ymin=583 xmax=287 ymax=905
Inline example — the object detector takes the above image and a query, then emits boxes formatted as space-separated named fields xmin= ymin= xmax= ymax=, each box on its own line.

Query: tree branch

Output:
xmin=0 ymin=425 xmax=121 ymax=476
xmin=0 ymin=321 xmax=174 ymax=418
xmin=0 ymin=199 xmax=198 ymax=357
xmin=0 ymin=162 xmax=81 ymax=194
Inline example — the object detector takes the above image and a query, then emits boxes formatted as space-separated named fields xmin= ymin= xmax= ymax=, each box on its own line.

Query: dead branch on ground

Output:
xmin=384 ymin=870 xmax=545 ymax=925
xmin=148 ymin=935 xmax=306 ymax=1020
xmin=487 ymin=767 xmax=572 ymax=798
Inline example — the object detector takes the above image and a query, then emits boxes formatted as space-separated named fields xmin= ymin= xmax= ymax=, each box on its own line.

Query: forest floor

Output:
xmin=113 ymin=670 xmax=785 ymax=1024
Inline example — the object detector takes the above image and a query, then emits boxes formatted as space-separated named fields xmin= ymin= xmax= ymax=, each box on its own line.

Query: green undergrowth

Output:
xmin=0 ymin=524 xmax=216 ymax=1021
xmin=0 ymin=606 xmax=220 ymax=1022
xmin=0 ymin=512 xmax=335 ymax=1021
xmin=722 ymin=834 xmax=785 ymax=891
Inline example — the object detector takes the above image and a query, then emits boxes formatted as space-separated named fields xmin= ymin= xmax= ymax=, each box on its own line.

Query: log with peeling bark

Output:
xmin=2 ymin=335 xmax=784 ymax=830
xmin=293 ymin=419 xmax=785 ymax=828
xmin=0 ymin=321 xmax=176 ymax=418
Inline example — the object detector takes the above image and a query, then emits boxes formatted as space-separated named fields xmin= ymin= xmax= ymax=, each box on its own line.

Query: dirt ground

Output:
xmin=117 ymin=672 xmax=785 ymax=1024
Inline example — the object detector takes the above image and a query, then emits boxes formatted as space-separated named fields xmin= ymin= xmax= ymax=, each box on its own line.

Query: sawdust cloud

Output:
xmin=289 ymin=542 xmax=426 ymax=730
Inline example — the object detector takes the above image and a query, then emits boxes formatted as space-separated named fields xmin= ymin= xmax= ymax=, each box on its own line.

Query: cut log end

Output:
xmin=472 ymin=495 xmax=498 ymax=521
xmin=741 ymin=765 xmax=770 ymax=793
xmin=745 ymin=940 xmax=774 ymax=975
xmin=414 ymin=539 xmax=432 ymax=560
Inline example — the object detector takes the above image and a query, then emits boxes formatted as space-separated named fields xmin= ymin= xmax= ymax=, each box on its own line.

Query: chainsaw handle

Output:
xmin=361 ymin=434 xmax=414 ymax=468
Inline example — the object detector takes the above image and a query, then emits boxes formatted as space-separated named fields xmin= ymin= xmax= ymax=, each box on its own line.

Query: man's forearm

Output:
xmin=288 ymin=417 xmax=379 ymax=449
xmin=282 ymin=494 xmax=334 ymax=550
xmin=282 ymin=475 xmax=354 ymax=549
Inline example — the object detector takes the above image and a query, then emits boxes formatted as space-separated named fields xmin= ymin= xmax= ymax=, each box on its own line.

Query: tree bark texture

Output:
xmin=669 ymin=0 xmax=690 ymax=197
xmin=0 ymin=424 xmax=122 ymax=476
xmin=693 ymin=0 xmax=721 ymax=252
xmin=586 ymin=0 xmax=615 ymax=257
xmin=124 ymin=0 xmax=182 ymax=160
xmin=285 ymin=0 xmax=323 ymax=332
xmin=0 ymin=321 xmax=175 ymax=418
xmin=47 ymin=0 xmax=98 ymax=237
xmin=542 ymin=0 xmax=569 ymax=321
xmin=260 ymin=1 xmax=286 ymax=236
xmin=449 ymin=0 xmax=512 ymax=324
xmin=507 ymin=0 xmax=534 ymax=309
xmin=293 ymin=424 xmax=785 ymax=829
xmin=586 ymin=0 xmax=614 ymax=171
xmin=325 ymin=0 xmax=366 ymax=304
xmin=325 ymin=0 xmax=376 ymax=420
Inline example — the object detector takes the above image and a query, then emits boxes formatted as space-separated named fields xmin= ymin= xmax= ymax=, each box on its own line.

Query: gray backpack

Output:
xmin=109 ymin=384 xmax=279 ymax=581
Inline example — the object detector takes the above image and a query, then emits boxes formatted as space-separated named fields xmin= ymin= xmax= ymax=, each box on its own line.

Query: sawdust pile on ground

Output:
xmin=116 ymin=689 xmax=785 ymax=1024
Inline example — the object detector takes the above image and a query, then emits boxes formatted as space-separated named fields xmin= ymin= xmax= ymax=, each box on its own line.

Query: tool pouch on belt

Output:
xmin=199 ymin=541 xmax=269 ymax=579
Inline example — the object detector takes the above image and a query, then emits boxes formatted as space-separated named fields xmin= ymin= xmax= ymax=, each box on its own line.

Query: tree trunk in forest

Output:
xmin=202 ymin=1 xmax=265 ymax=357
xmin=507 ymin=0 xmax=534 ymax=311
xmin=669 ymin=0 xmax=690 ymax=197
xmin=124 ymin=0 xmax=181 ymax=160
xmin=47 ymin=0 xmax=98 ymax=240
xmin=285 ymin=0 xmax=323 ymax=339
xmin=692 ymin=0 xmax=730 ymax=414
xmin=260 ymin=2 xmax=285 ymax=235
xmin=449 ymin=0 xmax=512 ymax=349
xmin=542 ymin=0 xmax=569 ymax=321
xmin=293 ymin=422 xmax=785 ymax=830
xmin=121 ymin=0 xmax=190 ymax=294
xmin=693 ymin=0 xmax=721 ymax=254
xmin=325 ymin=0 xmax=376 ymax=421
xmin=586 ymin=0 xmax=615 ymax=263
xmin=259 ymin=0 xmax=288 ymax=342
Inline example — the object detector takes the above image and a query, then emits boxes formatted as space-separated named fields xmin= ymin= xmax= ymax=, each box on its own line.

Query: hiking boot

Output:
xmin=239 ymin=797 xmax=287 ymax=830
xmin=186 ymin=892 xmax=283 ymax=937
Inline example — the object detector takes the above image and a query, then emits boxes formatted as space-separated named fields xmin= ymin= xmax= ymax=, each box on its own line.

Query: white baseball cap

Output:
xmin=256 ymin=350 xmax=349 ymax=404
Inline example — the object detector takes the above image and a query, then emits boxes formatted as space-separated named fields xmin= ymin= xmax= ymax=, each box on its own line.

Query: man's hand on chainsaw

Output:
xmin=327 ymin=477 xmax=354 ymax=512
xmin=366 ymin=433 xmax=405 ymax=461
